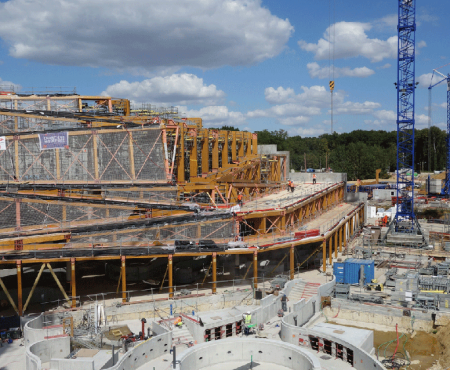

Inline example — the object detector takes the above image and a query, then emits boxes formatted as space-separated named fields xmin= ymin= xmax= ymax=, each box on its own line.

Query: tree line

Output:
xmin=220 ymin=126 xmax=448 ymax=181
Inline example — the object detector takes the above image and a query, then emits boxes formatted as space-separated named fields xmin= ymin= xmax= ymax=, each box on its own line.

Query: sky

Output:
xmin=0 ymin=0 xmax=448 ymax=137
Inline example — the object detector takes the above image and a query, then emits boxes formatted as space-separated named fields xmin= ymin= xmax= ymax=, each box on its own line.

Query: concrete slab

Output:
xmin=311 ymin=322 xmax=374 ymax=353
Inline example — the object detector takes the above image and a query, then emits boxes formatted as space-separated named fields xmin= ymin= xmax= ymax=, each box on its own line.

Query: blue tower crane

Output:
xmin=428 ymin=70 xmax=450 ymax=196
xmin=394 ymin=0 xmax=418 ymax=231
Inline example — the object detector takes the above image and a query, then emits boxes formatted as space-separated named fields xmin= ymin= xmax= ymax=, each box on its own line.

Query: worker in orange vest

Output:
xmin=287 ymin=180 xmax=292 ymax=191
xmin=290 ymin=181 xmax=295 ymax=193
xmin=312 ymin=173 xmax=317 ymax=184
xmin=237 ymin=193 xmax=243 ymax=207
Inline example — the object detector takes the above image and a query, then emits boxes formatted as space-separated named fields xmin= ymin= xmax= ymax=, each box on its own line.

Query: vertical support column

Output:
xmin=108 ymin=99 xmax=113 ymax=113
xmin=339 ymin=226 xmax=343 ymax=253
xmin=334 ymin=231 xmax=338 ymax=258
xmin=290 ymin=245 xmax=295 ymax=280
xmin=162 ymin=128 xmax=171 ymax=181
xmin=55 ymin=149 xmax=60 ymax=180
xmin=221 ymin=131 xmax=228 ymax=167
xmin=177 ymin=124 xmax=185 ymax=182
xmin=253 ymin=251 xmax=258 ymax=289
xmin=252 ymin=133 xmax=258 ymax=155
xmin=92 ymin=131 xmax=99 ymax=180
xmin=71 ymin=258 xmax=76 ymax=308
xmin=201 ymin=130 xmax=209 ymax=176
xmin=128 ymin=132 xmax=136 ymax=180
xmin=14 ymin=135 xmax=19 ymax=181
xmin=121 ymin=256 xmax=127 ymax=303
xmin=322 ymin=239 xmax=327 ymax=272
xmin=328 ymin=237 xmax=332 ymax=266
xmin=238 ymin=134 xmax=244 ymax=159
xmin=17 ymin=260 xmax=22 ymax=316
xmin=350 ymin=216 xmax=354 ymax=236
xmin=231 ymin=131 xmax=237 ymax=163
xmin=212 ymin=253 xmax=217 ymax=294
xmin=190 ymin=129 xmax=198 ymax=178
xmin=168 ymin=254 xmax=173 ymax=298
xmin=344 ymin=221 xmax=348 ymax=251
xmin=212 ymin=130 xmax=219 ymax=172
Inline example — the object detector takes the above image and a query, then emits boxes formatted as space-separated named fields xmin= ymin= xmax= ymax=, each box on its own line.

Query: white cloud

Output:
xmin=179 ymin=105 xmax=246 ymax=127
xmin=377 ymin=63 xmax=391 ymax=70
xmin=334 ymin=101 xmax=381 ymax=115
xmin=264 ymin=85 xmax=345 ymax=107
xmin=417 ymin=73 xmax=438 ymax=88
xmin=417 ymin=41 xmax=427 ymax=48
xmin=288 ymin=127 xmax=326 ymax=137
xmin=307 ymin=62 xmax=375 ymax=79
xmin=298 ymin=21 xmax=397 ymax=63
xmin=0 ymin=77 xmax=21 ymax=92
xmin=370 ymin=109 xmax=429 ymax=127
xmin=102 ymin=74 xmax=225 ymax=106
xmin=0 ymin=0 xmax=293 ymax=74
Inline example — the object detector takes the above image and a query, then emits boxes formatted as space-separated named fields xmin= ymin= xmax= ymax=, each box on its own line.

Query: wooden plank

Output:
xmin=128 ymin=132 xmax=136 ymax=180
xmin=23 ymin=263 xmax=45 ymax=312
xmin=0 ymin=276 xmax=19 ymax=314
xmin=47 ymin=263 xmax=70 ymax=301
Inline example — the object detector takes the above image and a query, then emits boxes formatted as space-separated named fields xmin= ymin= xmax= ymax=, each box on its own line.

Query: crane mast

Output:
xmin=395 ymin=0 xmax=417 ymax=230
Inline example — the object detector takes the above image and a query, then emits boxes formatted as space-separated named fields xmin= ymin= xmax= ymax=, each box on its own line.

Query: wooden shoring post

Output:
xmin=92 ymin=131 xmax=99 ymax=180
xmin=177 ymin=124 xmax=185 ymax=182
xmin=334 ymin=230 xmax=338 ymax=258
xmin=339 ymin=225 xmax=343 ymax=253
xmin=252 ymin=133 xmax=258 ymax=155
xmin=128 ymin=131 xmax=136 ymax=180
xmin=0 ymin=276 xmax=18 ymax=314
xmin=212 ymin=130 xmax=219 ymax=171
xmin=322 ymin=239 xmax=327 ymax=273
xmin=47 ymin=263 xmax=70 ymax=302
xmin=246 ymin=133 xmax=252 ymax=157
xmin=328 ymin=237 xmax=332 ymax=266
xmin=189 ymin=128 xmax=198 ymax=178
xmin=161 ymin=128 xmax=171 ymax=181
xmin=350 ymin=216 xmax=354 ymax=236
xmin=276 ymin=156 xmax=281 ymax=181
xmin=238 ymin=133 xmax=244 ymax=159
xmin=221 ymin=130 xmax=228 ymax=167
xmin=121 ymin=256 xmax=127 ymax=303
xmin=168 ymin=254 xmax=174 ymax=298
xmin=201 ymin=129 xmax=209 ymax=176
xmin=344 ymin=221 xmax=348 ymax=250
xmin=281 ymin=213 xmax=286 ymax=234
xmin=290 ymin=245 xmax=295 ymax=280
xmin=23 ymin=263 xmax=45 ymax=313
xmin=17 ymin=260 xmax=22 ymax=316
xmin=212 ymin=252 xmax=217 ymax=294
xmin=14 ymin=135 xmax=19 ymax=181
xmin=71 ymin=258 xmax=76 ymax=308
xmin=253 ymin=251 xmax=258 ymax=289
xmin=231 ymin=131 xmax=237 ymax=163
xmin=55 ymin=149 xmax=60 ymax=180
xmin=15 ymin=198 xmax=21 ymax=231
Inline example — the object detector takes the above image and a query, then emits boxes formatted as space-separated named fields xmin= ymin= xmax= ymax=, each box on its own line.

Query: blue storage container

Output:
xmin=333 ymin=262 xmax=345 ymax=283
xmin=343 ymin=258 xmax=374 ymax=285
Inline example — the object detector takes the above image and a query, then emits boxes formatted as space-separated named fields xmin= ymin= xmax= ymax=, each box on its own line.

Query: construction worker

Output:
xmin=281 ymin=294 xmax=289 ymax=311
xmin=174 ymin=316 xmax=183 ymax=327
xmin=243 ymin=311 xmax=252 ymax=335
xmin=312 ymin=173 xmax=317 ymax=184
xmin=237 ymin=193 xmax=243 ymax=207
xmin=243 ymin=311 xmax=252 ymax=324
xmin=287 ymin=180 xmax=292 ymax=191
xmin=290 ymin=181 xmax=295 ymax=193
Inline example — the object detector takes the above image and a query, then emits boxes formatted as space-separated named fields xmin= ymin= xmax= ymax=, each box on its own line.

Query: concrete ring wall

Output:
xmin=280 ymin=313 xmax=385 ymax=370
xmin=175 ymin=338 xmax=321 ymax=370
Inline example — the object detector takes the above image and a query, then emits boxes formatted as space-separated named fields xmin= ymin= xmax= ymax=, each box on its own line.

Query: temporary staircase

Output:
xmin=288 ymin=281 xmax=321 ymax=303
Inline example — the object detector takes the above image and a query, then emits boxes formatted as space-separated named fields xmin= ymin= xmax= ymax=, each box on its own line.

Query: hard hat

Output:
xmin=246 ymin=311 xmax=250 ymax=315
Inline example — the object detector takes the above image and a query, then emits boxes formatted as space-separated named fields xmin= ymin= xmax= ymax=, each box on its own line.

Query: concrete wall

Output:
xmin=279 ymin=320 xmax=384 ymax=370
xmin=28 ymin=336 xmax=70 ymax=364
xmin=103 ymin=321 xmax=172 ymax=370
xmin=345 ymin=192 xmax=368 ymax=203
xmin=326 ymin=299 xmax=434 ymax=332
xmin=290 ymin=172 xmax=347 ymax=184
xmin=257 ymin=145 xmax=290 ymax=176
xmin=50 ymin=358 xmax=94 ymax=370
xmin=175 ymin=338 xmax=321 ymax=370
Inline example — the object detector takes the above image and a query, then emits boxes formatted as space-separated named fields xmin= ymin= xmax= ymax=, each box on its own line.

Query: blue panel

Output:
xmin=344 ymin=259 xmax=375 ymax=285
xmin=333 ymin=263 xmax=345 ymax=283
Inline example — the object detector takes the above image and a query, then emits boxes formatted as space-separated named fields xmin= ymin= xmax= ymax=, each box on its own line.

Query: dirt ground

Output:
xmin=328 ymin=321 xmax=441 ymax=369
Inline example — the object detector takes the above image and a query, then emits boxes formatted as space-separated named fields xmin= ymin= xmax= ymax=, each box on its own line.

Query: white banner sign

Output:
xmin=0 ymin=136 xmax=6 ymax=151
